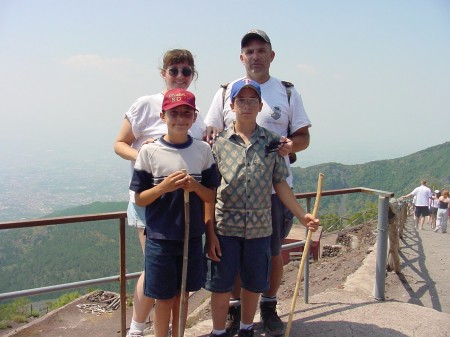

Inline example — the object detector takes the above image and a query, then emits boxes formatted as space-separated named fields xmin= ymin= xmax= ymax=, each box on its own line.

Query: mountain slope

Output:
xmin=0 ymin=142 xmax=448 ymax=296
xmin=0 ymin=202 xmax=143 ymax=294
xmin=293 ymin=141 xmax=449 ymax=192
xmin=291 ymin=141 xmax=449 ymax=214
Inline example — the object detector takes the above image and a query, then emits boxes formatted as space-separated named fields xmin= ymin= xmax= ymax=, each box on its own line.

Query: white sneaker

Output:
xmin=127 ymin=331 xmax=144 ymax=337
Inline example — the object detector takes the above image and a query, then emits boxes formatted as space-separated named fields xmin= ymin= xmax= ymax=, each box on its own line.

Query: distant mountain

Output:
xmin=291 ymin=141 xmax=449 ymax=215
xmin=0 ymin=142 xmax=448 ymax=297
xmin=0 ymin=201 xmax=143 ymax=295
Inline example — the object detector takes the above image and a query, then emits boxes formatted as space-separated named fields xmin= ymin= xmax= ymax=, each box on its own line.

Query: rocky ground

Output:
xmin=190 ymin=220 xmax=408 ymax=323
xmin=278 ymin=221 xmax=406 ymax=305
xmin=284 ymin=222 xmax=379 ymax=297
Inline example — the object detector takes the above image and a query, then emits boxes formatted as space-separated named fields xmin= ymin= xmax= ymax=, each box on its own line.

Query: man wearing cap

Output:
xmin=130 ymin=89 xmax=219 ymax=337
xmin=204 ymin=29 xmax=312 ymax=336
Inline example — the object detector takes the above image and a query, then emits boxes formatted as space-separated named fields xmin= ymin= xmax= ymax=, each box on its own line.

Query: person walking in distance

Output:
xmin=429 ymin=190 xmax=440 ymax=229
xmin=401 ymin=179 xmax=432 ymax=230
xmin=434 ymin=189 xmax=449 ymax=234
xmin=114 ymin=49 xmax=205 ymax=337
xmin=204 ymin=29 xmax=312 ymax=336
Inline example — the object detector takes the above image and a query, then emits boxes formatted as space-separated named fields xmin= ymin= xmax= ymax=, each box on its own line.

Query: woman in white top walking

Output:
xmin=434 ymin=189 xmax=449 ymax=234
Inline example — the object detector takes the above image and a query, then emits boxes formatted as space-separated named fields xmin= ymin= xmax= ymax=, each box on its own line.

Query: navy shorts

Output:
xmin=205 ymin=235 xmax=271 ymax=293
xmin=271 ymin=194 xmax=294 ymax=256
xmin=415 ymin=206 xmax=430 ymax=218
xmin=144 ymin=236 xmax=204 ymax=299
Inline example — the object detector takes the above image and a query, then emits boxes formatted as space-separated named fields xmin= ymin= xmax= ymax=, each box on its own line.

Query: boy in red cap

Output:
xmin=130 ymin=88 xmax=219 ymax=337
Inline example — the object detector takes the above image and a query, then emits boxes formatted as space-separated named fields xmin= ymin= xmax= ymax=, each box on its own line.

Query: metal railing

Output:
xmin=291 ymin=187 xmax=394 ymax=302
xmin=0 ymin=212 xmax=130 ymax=337
xmin=0 ymin=186 xmax=393 ymax=336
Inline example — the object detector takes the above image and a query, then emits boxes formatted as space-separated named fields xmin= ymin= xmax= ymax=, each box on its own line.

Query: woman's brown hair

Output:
xmin=160 ymin=49 xmax=198 ymax=80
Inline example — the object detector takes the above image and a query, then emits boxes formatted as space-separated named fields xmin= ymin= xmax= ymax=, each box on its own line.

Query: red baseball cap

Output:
xmin=162 ymin=89 xmax=197 ymax=111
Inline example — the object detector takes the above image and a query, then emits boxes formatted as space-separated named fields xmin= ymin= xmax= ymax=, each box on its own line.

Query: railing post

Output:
xmin=374 ymin=196 xmax=389 ymax=300
xmin=303 ymin=197 xmax=312 ymax=303
xmin=120 ymin=218 xmax=127 ymax=337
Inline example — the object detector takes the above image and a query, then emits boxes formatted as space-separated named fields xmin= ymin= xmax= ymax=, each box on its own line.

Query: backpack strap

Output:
xmin=221 ymin=83 xmax=229 ymax=109
xmin=281 ymin=80 xmax=293 ymax=105
xmin=281 ymin=80 xmax=294 ymax=134
xmin=281 ymin=81 xmax=297 ymax=164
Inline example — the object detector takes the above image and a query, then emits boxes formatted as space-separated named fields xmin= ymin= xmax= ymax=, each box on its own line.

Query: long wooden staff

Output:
xmin=284 ymin=173 xmax=324 ymax=337
xmin=179 ymin=169 xmax=190 ymax=337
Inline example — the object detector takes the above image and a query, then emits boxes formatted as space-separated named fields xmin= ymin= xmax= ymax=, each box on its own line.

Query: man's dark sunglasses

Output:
xmin=264 ymin=140 xmax=289 ymax=157
xmin=168 ymin=67 xmax=193 ymax=77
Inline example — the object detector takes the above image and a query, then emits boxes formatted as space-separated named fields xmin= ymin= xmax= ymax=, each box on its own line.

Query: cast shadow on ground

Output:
xmin=398 ymin=222 xmax=441 ymax=311
xmin=290 ymin=320 xmax=408 ymax=337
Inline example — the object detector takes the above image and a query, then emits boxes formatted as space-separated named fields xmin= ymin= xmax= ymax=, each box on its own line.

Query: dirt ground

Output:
xmin=191 ymin=220 xmax=406 ymax=322
xmin=281 ymin=221 xmax=406 ymax=304
xmin=280 ymin=225 xmax=374 ymax=299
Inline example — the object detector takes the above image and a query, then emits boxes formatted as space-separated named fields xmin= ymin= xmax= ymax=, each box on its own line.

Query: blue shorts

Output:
xmin=205 ymin=235 xmax=271 ymax=293
xmin=127 ymin=201 xmax=146 ymax=228
xmin=271 ymin=194 xmax=294 ymax=256
xmin=144 ymin=236 xmax=204 ymax=299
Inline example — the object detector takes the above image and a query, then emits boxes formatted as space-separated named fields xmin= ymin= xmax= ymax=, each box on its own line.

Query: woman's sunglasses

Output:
xmin=168 ymin=67 xmax=193 ymax=77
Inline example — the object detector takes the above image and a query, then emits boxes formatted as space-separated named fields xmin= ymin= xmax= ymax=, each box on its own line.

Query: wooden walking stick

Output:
xmin=179 ymin=169 xmax=190 ymax=337
xmin=284 ymin=173 xmax=324 ymax=337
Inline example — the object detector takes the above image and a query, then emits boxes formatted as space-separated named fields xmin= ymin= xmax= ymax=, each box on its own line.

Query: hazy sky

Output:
xmin=1 ymin=0 xmax=449 ymax=168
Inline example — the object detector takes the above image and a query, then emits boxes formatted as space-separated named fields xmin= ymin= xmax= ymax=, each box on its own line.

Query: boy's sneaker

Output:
xmin=209 ymin=332 xmax=228 ymax=337
xmin=260 ymin=301 xmax=285 ymax=336
xmin=225 ymin=305 xmax=241 ymax=336
xmin=237 ymin=328 xmax=254 ymax=337
xmin=126 ymin=331 xmax=143 ymax=337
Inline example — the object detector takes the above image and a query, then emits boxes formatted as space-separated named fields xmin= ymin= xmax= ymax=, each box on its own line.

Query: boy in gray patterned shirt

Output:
xmin=205 ymin=79 xmax=319 ymax=337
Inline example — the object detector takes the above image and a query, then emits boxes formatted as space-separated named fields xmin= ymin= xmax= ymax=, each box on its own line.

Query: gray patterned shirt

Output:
xmin=212 ymin=124 xmax=289 ymax=239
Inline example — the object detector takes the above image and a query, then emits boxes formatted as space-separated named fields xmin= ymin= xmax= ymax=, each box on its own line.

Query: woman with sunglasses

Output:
xmin=114 ymin=49 xmax=205 ymax=337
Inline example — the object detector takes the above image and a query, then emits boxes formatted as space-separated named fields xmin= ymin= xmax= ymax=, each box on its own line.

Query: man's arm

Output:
xmin=278 ymin=85 xmax=311 ymax=156
xmin=289 ymin=126 xmax=310 ymax=152
xmin=401 ymin=192 xmax=413 ymax=199
xmin=278 ymin=126 xmax=310 ymax=157
xmin=204 ymin=88 xmax=226 ymax=144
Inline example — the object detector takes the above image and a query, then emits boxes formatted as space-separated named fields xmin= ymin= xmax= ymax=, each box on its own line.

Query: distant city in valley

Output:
xmin=0 ymin=150 xmax=329 ymax=222
xmin=1 ymin=142 xmax=447 ymax=223
xmin=0 ymin=157 xmax=130 ymax=222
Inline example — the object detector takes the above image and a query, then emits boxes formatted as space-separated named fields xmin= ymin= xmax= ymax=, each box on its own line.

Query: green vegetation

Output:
xmin=0 ymin=298 xmax=37 ymax=328
xmin=0 ymin=201 xmax=143 ymax=296
xmin=0 ymin=292 xmax=82 ymax=330
xmin=292 ymin=141 xmax=449 ymax=217
xmin=0 ymin=142 xmax=448 ymax=309
xmin=47 ymin=292 xmax=80 ymax=311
